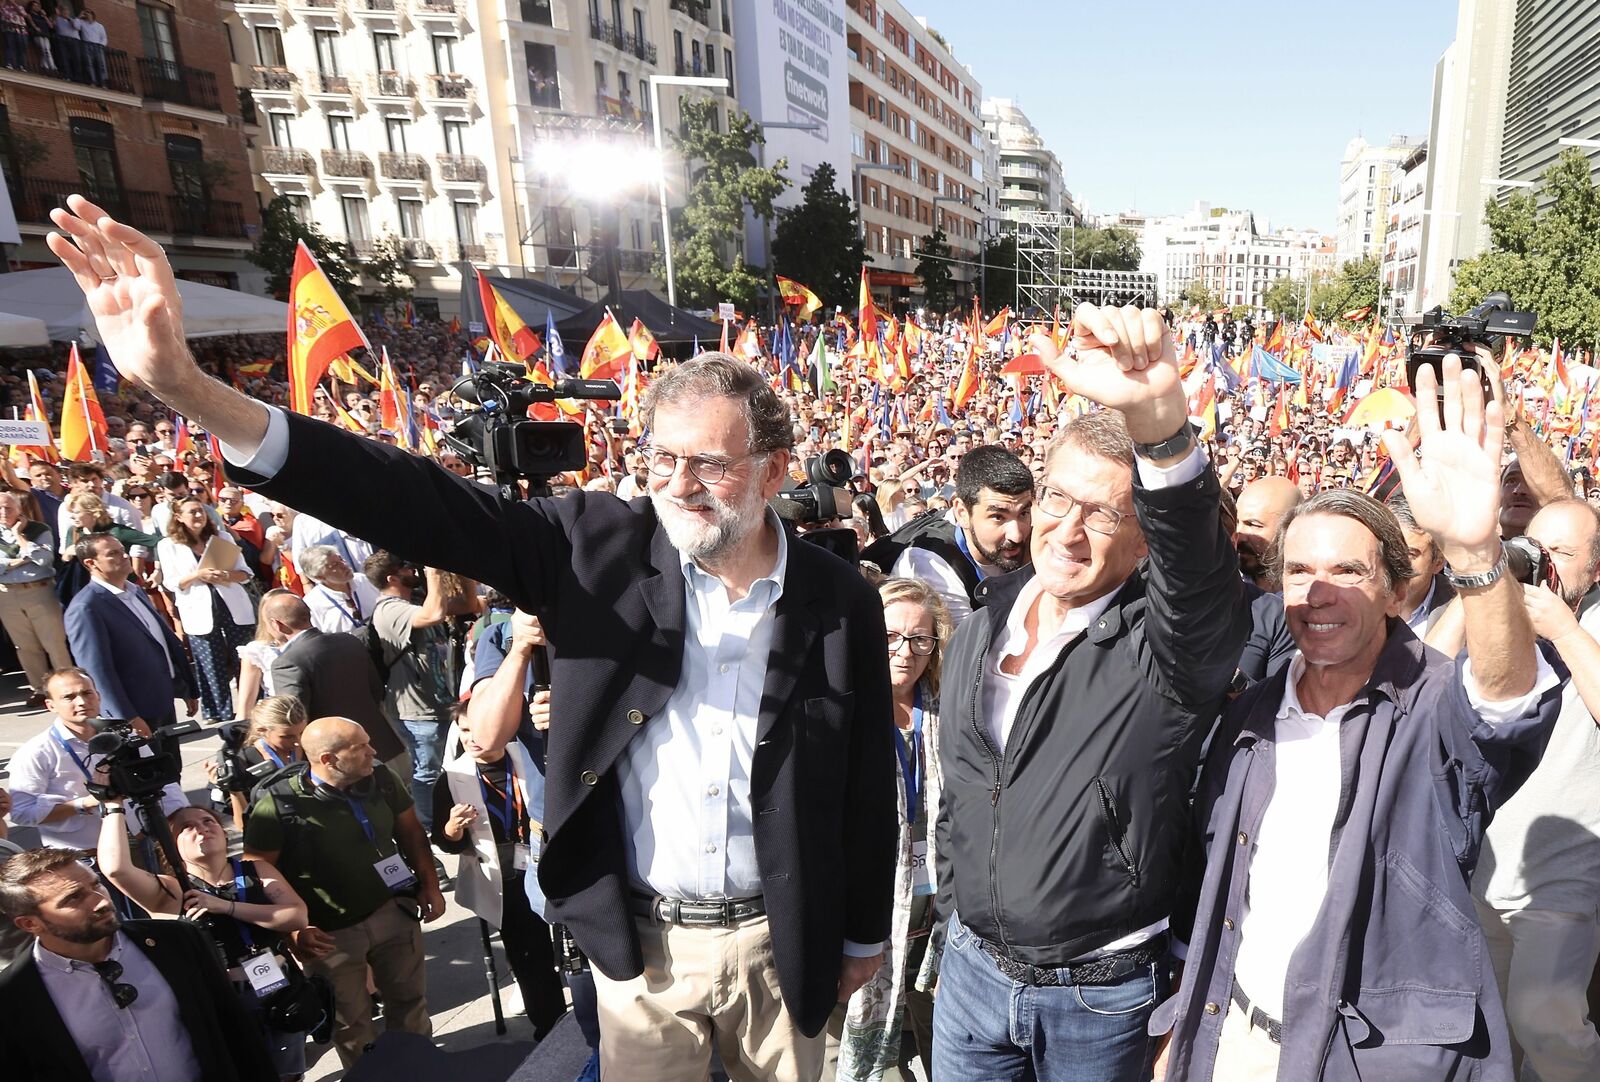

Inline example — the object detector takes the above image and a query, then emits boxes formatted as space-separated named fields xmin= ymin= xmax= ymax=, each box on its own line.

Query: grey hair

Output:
xmin=295 ymin=544 xmax=343 ymax=583
xmin=639 ymin=353 xmax=795 ymax=454
xmin=1271 ymin=488 xmax=1414 ymax=592
xmin=1044 ymin=409 xmax=1135 ymax=473
xmin=1385 ymin=495 xmax=1439 ymax=558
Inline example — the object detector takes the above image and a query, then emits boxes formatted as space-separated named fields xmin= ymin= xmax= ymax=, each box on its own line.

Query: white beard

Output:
xmin=651 ymin=481 xmax=768 ymax=563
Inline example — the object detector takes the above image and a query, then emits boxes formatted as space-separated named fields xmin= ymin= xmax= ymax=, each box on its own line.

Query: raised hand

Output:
xmin=1381 ymin=353 xmax=1505 ymax=570
xmin=46 ymin=195 xmax=198 ymax=397
xmin=1028 ymin=303 xmax=1187 ymax=444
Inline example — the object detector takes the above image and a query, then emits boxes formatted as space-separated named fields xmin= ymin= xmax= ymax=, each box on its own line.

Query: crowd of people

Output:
xmin=0 ymin=193 xmax=1598 ymax=1082
xmin=0 ymin=0 xmax=108 ymax=84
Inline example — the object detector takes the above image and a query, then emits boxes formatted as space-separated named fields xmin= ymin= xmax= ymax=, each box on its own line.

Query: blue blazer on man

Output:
xmin=65 ymin=579 xmax=192 ymax=723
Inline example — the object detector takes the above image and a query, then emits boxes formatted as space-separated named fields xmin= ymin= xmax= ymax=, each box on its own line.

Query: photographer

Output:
xmin=212 ymin=696 xmax=307 ymax=831
xmin=97 ymin=802 xmax=313 ymax=1080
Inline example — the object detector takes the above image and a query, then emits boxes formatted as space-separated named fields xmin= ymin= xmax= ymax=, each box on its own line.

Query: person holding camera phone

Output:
xmin=97 ymin=800 xmax=314 ymax=1080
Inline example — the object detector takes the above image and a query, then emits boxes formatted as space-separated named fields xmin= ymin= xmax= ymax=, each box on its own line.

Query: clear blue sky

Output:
xmin=912 ymin=0 xmax=1457 ymax=232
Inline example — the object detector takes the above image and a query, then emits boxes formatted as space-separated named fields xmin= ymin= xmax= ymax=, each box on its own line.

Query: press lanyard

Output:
xmin=952 ymin=527 xmax=987 ymax=580
xmin=478 ymin=762 xmax=526 ymax=844
xmin=893 ymin=688 xmax=924 ymax=824
xmin=310 ymin=771 xmax=375 ymax=845
xmin=318 ymin=585 xmax=361 ymax=626
xmin=256 ymin=740 xmax=297 ymax=770
xmin=51 ymin=726 xmax=92 ymax=780
xmin=229 ymin=857 xmax=255 ymax=950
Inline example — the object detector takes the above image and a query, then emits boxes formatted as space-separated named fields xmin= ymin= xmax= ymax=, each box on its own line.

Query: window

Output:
xmin=71 ymin=118 xmax=123 ymax=204
xmin=724 ymin=48 xmax=732 ymax=86
xmin=594 ymin=61 xmax=606 ymax=92
xmin=341 ymin=196 xmax=371 ymax=248
xmin=397 ymin=198 xmax=424 ymax=239
xmin=633 ymin=8 xmax=644 ymax=43
xmin=432 ymin=34 xmax=457 ymax=75
xmin=267 ymin=111 xmax=293 ymax=147
xmin=454 ymin=201 xmax=479 ymax=245
xmin=138 ymin=3 xmax=180 ymax=75
xmin=327 ymin=114 xmax=354 ymax=151
xmin=673 ymin=30 xmax=683 ymax=68
xmin=255 ymin=26 xmax=285 ymax=67
xmin=164 ymin=134 xmax=206 ymax=203
xmin=546 ymin=205 xmax=577 ymax=266
xmin=385 ymin=117 xmax=410 ymax=153
xmin=441 ymin=119 xmax=468 ymax=155
xmin=285 ymin=194 xmax=311 ymax=224
xmin=520 ymin=0 xmax=552 ymax=23
xmin=617 ymin=72 xmax=629 ymax=103
xmin=704 ymin=45 xmax=714 ymax=74
xmin=610 ymin=0 xmax=621 ymax=28
xmin=314 ymin=30 xmax=340 ymax=75
xmin=525 ymin=43 xmax=559 ymax=108
xmin=691 ymin=40 xmax=701 ymax=74
xmin=373 ymin=32 xmax=398 ymax=72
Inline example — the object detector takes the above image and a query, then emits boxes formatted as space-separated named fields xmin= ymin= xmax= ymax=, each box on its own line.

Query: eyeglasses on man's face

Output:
xmin=1033 ymin=485 xmax=1125 ymax=535
xmin=639 ymin=446 xmax=762 ymax=486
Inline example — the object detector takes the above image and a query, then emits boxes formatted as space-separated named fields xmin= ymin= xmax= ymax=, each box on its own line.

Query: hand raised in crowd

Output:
xmin=443 ymin=802 xmax=477 ymax=842
xmin=1381 ymin=353 xmax=1506 ymax=571
xmin=1027 ymin=303 xmax=1187 ymax=445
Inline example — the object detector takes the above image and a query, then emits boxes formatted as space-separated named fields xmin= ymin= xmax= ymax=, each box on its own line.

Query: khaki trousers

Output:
xmin=592 ymin=913 xmax=824 ymax=1082
xmin=0 ymin=581 xmax=70 ymax=691
xmin=305 ymin=898 xmax=431 ymax=1068
xmin=1477 ymin=900 xmax=1600 ymax=1082
xmin=1212 ymin=999 xmax=1281 ymax=1082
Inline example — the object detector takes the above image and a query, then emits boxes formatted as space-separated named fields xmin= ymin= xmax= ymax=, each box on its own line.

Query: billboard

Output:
xmin=732 ymin=0 xmax=852 ymax=269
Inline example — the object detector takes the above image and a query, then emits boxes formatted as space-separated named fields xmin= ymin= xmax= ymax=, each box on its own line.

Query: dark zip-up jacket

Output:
xmin=935 ymin=462 xmax=1248 ymax=966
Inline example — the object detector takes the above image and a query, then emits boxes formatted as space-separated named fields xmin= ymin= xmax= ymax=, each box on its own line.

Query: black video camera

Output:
xmin=1504 ymin=535 xmax=1560 ymax=594
xmin=1407 ymin=292 xmax=1536 ymax=399
xmin=444 ymin=361 xmax=621 ymax=487
xmin=211 ymin=721 xmax=277 ymax=794
xmin=771 ymin=450 xmax=860 ymax=565
xmin=82 ymin=719 xmax=180 ymax=803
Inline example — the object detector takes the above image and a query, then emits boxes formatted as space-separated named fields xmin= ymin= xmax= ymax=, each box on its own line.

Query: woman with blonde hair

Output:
xmin=831 ymin=576 xmax=953 ymax=1081
xmin=222 ymin=695 xmax=308 ymax=830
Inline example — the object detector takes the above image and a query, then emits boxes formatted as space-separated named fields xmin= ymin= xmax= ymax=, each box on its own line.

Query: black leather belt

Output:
xmin=630 ymin=892 xmax=766 ymax=927
xmin=974 ymin=931 xmax=1168 ymax=987
xmin=1231 ymin=982 xmax=1283 ymax=1043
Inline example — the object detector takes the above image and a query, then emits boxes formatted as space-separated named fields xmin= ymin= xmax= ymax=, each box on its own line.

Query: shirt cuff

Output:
xmin=1170 ymin=937 xmax=1189 ymax=962
xmin=1135 ymin=444 xmax=1207 ymax=490
xmin=1461 ymin=652 xmax=1561 ymax=724
xmin=841 ymin=938 xmax=884 ymax=958
xmin=218 ymin=405 xmax=291 ymax=480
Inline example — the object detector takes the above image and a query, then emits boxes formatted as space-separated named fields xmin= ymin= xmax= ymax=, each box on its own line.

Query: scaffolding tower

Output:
xmin=1014 ymin=211 xmax=1068 ymax=315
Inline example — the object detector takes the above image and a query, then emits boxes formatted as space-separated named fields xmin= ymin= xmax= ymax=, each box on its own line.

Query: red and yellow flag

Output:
xmin=15 ymin=369 xmax=58 ymax=464
xmin=628 ymin=318 xmax=660 ymax=362
xmin=475 ymin=268 xmax=541 ymax=371
xmin=60 ymin=344 xmax=109 ymax=462
xmin=776 ymin=275 xmax=823 ymax=322
xmin=288 ymin=241 xmax=368 ymax=415
xmin=858 ymin=266 xmax=877 ymax=343
xmin=983 ymin=307 xmax=1012 ymax=338
xmin=580 ymin=311 xmax=632 ymax=380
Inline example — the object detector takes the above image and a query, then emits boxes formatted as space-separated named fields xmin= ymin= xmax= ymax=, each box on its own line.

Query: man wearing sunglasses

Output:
xmin=0 ymin=846 xmax=276 ymax=1081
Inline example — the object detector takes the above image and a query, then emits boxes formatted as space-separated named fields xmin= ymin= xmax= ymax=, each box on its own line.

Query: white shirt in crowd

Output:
xmin=7 ymin=720 xmax=187 ymax=849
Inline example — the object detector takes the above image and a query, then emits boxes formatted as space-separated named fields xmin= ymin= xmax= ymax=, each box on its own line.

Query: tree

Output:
xmin=656 ymin=100 xmax=789 ymax=311
xmin=978 ymin=233 xmax=1017 ymax=312
xmin=1262 ymin=275 xmax=1306 ymax=321
xmin=249 ymin=196 xmax=358 ymax=304
xmin=1175 ymin=280 xmax=1219 ymax=313
xmin=771 ymin=161 xmax=867 ymax=312
xmin=364 ymin=234 xmax=414 ymax=316
xmin=1310 ymin=257 xmax=1379 ymax=323
xmin=914 ymin=228 xmax=954 ymax=313
xmin=1065 ymin=224 xmax=1141 ymax=272
xmin=1451 ymin=148 xmax=1600 ymax=348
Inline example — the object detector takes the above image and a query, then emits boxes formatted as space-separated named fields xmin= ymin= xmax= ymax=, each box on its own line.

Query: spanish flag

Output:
xmin=580 ymin=311 xmax=632 ymax=380
xmin=288 ymin=241 xmax=368 ymax=416
xmin=15 ymin=370 xmax=58 ymax=464
xmin=858 ymin=266 xmax=877 ymax=343
xmin=329 ymin=356 xmax=379 ymax=386
xmin=474 ymin=268 xmax=542 ymax=370
xmin=983 ymin=307 xmax=1012 ymax=338
xmin=60 ymin=344 xmax=109 ymax=462
xmin=776 ymin=275 xmax=823 ymax=322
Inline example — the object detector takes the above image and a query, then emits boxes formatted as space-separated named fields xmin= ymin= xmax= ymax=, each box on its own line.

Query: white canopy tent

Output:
xmin=0 ymin=267 xmax=287 ymax=344
xmin=0 ymin=310 xmax=50 ymax=348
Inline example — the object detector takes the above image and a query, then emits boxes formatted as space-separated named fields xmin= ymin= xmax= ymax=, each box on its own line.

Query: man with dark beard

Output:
xmin=0 ymin=847 xmax=275 ymax=1081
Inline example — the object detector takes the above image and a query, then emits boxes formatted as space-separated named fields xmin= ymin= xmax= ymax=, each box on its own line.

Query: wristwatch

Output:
xmin=1133 ymin=422 xmax=1197 ymax=461
xmin=1443 ymin=548 xmax=1508 ymax=590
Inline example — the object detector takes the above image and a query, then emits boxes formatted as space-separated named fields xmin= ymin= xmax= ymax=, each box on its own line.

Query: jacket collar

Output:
xmin=975 ymin=563 xmax=1143 ymax=645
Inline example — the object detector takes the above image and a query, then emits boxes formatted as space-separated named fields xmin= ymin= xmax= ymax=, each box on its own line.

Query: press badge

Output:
xmin=243 ymin=950 xmax=290 ymax=996
xmin=374 ymin=853 xmax=417 ymax=890
xmin=910 ymin=840 xmax=934 ymax=896
xmin=512 ymin=843 xmax=530 ymax=871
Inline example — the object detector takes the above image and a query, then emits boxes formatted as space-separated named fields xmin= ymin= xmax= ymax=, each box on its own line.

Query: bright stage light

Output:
xmin=531 ymin=137 xmax=659 ymax=203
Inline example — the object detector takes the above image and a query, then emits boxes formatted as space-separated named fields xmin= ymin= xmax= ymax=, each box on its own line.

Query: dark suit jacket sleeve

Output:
xmin=229 ymin=410 xmax=572 ymax=611
xmin=158 ymin=614 xmax=193 ymax=700
xmin=65 ymin=595 xmax=138 ymax=721
xmin=1133 ymin=463 xmax=1250 ymax=708
xmin=840 ymin=579 xmax=897 ymax=949
xmin=162 ymin=920 xmax=277 ymax=1082
xmin=271 ymin=651 xmax=308 ymax=713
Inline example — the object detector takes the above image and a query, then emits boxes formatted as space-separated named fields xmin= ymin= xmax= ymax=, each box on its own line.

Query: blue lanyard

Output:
xmin=952 ymin=527 xmax=987 ymax=581
xmin=256 ymin=740 xmax=297 ymax=770
xmin=319 ymin=585 xmax=361 ymax=625
xmin=229 ymin=857 xmax=256 ymax=951
xmin=477 ymin=761 xmax=525 ymax=844
xmin=893 ymin=688 xmax=924 ymax=824
xmin=51 ymin=727 xmax=92 ymax=780
xmin=310 ymin=771 xmax=375 ymax=845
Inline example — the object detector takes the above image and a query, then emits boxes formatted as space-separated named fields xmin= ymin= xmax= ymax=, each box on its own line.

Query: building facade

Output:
xmin=3 ymin=0 xmax=259 ymax=287
xmin=1134 ymin=203 xmax=1332 ymax=321
xmin=845 ymin=0 xmax=984 ymax=308
xmin=1335 ymin=135 xmax=1417 ymax=268
xmin=1497 ymin=0 xmax=1600 ymax=203
xmin=1381 ymin=140 xmax=1426 ymax=318
xmin=980 ymin=97 xmax=1074 ymax=227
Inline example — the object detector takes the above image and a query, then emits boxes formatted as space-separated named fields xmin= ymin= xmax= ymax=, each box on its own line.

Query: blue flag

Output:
xmin=92 ymin=343 xmax=119 ymax=393
xmin=1249 ymin=345 xmax=1302 ymax=384
xmin=546 ymin=311 xmax=568 ymax=376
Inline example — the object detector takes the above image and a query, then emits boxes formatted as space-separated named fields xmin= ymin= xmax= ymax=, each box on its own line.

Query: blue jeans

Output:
xmin=399 ymin=718 xmax=445 ymax=834
xmin=932 ymin=914 xmax=1163 ymax=1082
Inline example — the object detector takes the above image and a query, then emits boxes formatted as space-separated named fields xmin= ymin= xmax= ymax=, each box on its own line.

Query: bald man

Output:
xmin=243 ymin=716 xmax=443 ymax=1069
xmin=1234 ymin=476 xmax=1302 ymax=591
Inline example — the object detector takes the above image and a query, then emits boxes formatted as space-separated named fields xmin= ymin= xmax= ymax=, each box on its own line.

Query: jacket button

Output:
xmin=1204 ymin=1002 xmax=1220 ymax=1015
xmin=1223 ymin=918 xmax=1236 ymax=930
xmin=1237 ymin=831 xmax=1248 ymax=846
xmin=580 ymin=771 xmax=598 ymax=786
xmin=626 ymin=709 xmax=645 ymax=724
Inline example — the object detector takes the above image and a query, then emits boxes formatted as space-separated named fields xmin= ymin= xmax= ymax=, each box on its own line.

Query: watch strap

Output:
xmin=1134 ymin=422 xmax=1197 ymax=461
xmin=1443 ymin=548 xmax=1508 ymax=590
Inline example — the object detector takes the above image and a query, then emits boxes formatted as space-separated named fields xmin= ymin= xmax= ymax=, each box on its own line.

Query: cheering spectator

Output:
xmin=298 ymin=543 xmax=379 ymax=634
xmin=23 ymin=0 xmax=54 ymax=72
xmin=244 ymin=717 xmax=443 ymax=1070
xmin=59 ymin=462 xmax=141 ymax=541
xmin=0 ymin=847 xmax=278 ymax=1081
xmin=0 ymin=490 xmax=72 ymax=704
xmin=73 ymin=6 xmax=103 ymax=85
xmin=157 ymin=496 xmax=256 ymax=723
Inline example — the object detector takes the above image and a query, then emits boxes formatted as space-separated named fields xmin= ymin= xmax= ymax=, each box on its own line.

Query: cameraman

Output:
xmin=7 ymin=668 xmax=185 ymax=855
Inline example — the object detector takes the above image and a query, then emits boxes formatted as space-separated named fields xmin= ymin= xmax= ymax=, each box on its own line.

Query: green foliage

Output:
xmin=656 ymin=100 xmax=790 ymax=311
xmin=1262 ymin=275 xmax=1306 ymax=321
xmin=978 ymin=233 xmax=1018 ymax=312
xmin=1175 ymin=280 xmax=1219 ymax=313
xmin=914 ymin=228 xmax=955 ymax=314
xmin=772 ymin=161 xmax=867 ymax=313
xmin=363 ymin=234 xmax=414 ymax=315
xmin=1066 ymin=225 xmax=1142 ymax=272
xmin=248 ymin=196 xmax=358 ymax=304
xmin=1450 ymin=149 xmax=1600 ymax=348
xmin=1310 ymin=257 xmax=1379 ymax=323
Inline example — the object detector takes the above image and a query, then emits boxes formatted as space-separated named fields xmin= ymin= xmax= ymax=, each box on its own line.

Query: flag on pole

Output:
xmin=328 ymin=356 xmax=379 ymax=385
xmin=16 ymin=370 xmax=58 ymax=464
xmin=628 ymin=318 xmax=660 ymax=362
xmin=545 ymin=310 xmax=568 ymax=376
xmin=809 ymin=334 xmax=833 ymax=395
xmin=775 ymin=275 xmax=823 ymax=322
xmin=288 ymin=241 xmax=369 ymax=416
xmin=580 ymin=311 xmax=632 ymax=380
xmin=983 ymin=307 xmax=1012 ymax=338
xmin=473 ymin=269 xmax=542 ymax=371
xmin=858 ymin=266 xmax=877 ymax=343
xmin=172 ymin=417 xmax=194 ymax=458
xmin=60 ymin=344 xmax=109 ymax=462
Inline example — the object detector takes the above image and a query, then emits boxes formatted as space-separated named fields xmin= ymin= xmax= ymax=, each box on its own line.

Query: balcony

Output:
xmin=0 ymin=47 xmax=137 ymax=95
xmin=367 ymin=71 xmax=415 ymax=101
xmin=670 ymin=0 xmax=709 ymax=24
xmin=321 ymin=149 xmax=373 ymax=178
xmin=168 ymin=197 xmax=249 ymax=238
xmin=138 ymin=59 xmax=222 ymax=112
xmin=596 ymin=93 xmax=637 ymax=119
xmin=251 ymin=65 xmax=296 ymax=92
xmin=14 ymin=178 xmax=166 ymax=233
xmin=437 ymin=154 xmax=486 ymax=183
xmin=400 ymin=238 xmax=436 ymax=260
xmin=412 ymin=0 xmax=459 ymax=19
xmin=424 ymin=73 xmax=474 ymax=109
xmin=289 ymin=0 xmax=341 ymax=17
xmin=309 ymin=72 xmax=354 ymax=95
xmin=261 ymin=147 xmax=317 ymax=176
xmin=379 ymin=152 xmax=429 ymax=180
xmin=352 ymin=0 xmax=399 ymax=18
xmin=455 ymin=242 xmax=488 ymax=262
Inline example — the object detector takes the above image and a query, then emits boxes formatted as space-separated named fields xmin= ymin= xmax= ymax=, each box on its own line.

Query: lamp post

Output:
xmin=646 ymin=73 xmax=729 ymax=307
xmin=755 ymin=118 xmax=820 ymax=323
